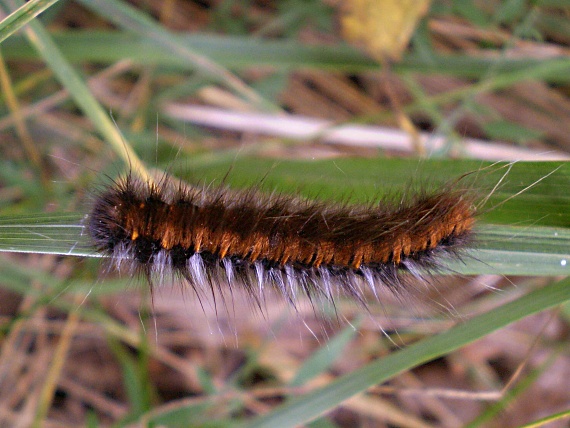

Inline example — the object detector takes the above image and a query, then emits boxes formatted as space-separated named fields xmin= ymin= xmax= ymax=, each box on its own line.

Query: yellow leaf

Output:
xmin=342 ymin=0 xmax=431 ymax=61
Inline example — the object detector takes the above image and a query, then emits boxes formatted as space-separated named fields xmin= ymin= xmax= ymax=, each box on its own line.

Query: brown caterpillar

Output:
xmin=88 ymin=172 xmax=475 ymax=309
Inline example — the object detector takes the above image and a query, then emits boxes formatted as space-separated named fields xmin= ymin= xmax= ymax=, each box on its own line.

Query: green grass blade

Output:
xmin=0 ymin=0 xmax=61 ymax=44
xmin=179 ymin=158 xmax=570 ymax=227
xmin=289 ymin=319 xmax=362 ymax=388
xmin=4 ymin=30 xmax=570 ymax=81
xmin=243 ymin=277 xmax=570 ymax=428
xmin=460 ymin=225 xmax=570 ymax=276
xmin=519 ymin=408 xmax=570 ymax=428
xmin=0 ymin=213 xmax=90 ymax=256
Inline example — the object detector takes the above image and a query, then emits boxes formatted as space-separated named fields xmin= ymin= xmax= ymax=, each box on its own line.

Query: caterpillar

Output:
xmin=88 ymin=171 xmax=476 ymax=311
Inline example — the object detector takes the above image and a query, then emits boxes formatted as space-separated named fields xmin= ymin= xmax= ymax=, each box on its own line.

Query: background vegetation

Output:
xmin=0 ymin=1 xmax=569 ymax=427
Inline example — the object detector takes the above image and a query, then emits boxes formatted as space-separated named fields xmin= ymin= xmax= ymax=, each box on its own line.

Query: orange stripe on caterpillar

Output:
xmin=88 ymin=173 xmax=475 ymax=307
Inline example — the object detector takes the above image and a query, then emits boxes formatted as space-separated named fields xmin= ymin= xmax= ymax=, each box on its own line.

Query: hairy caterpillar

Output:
xmin=88 ymin=171 xmax=475 ymax=311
